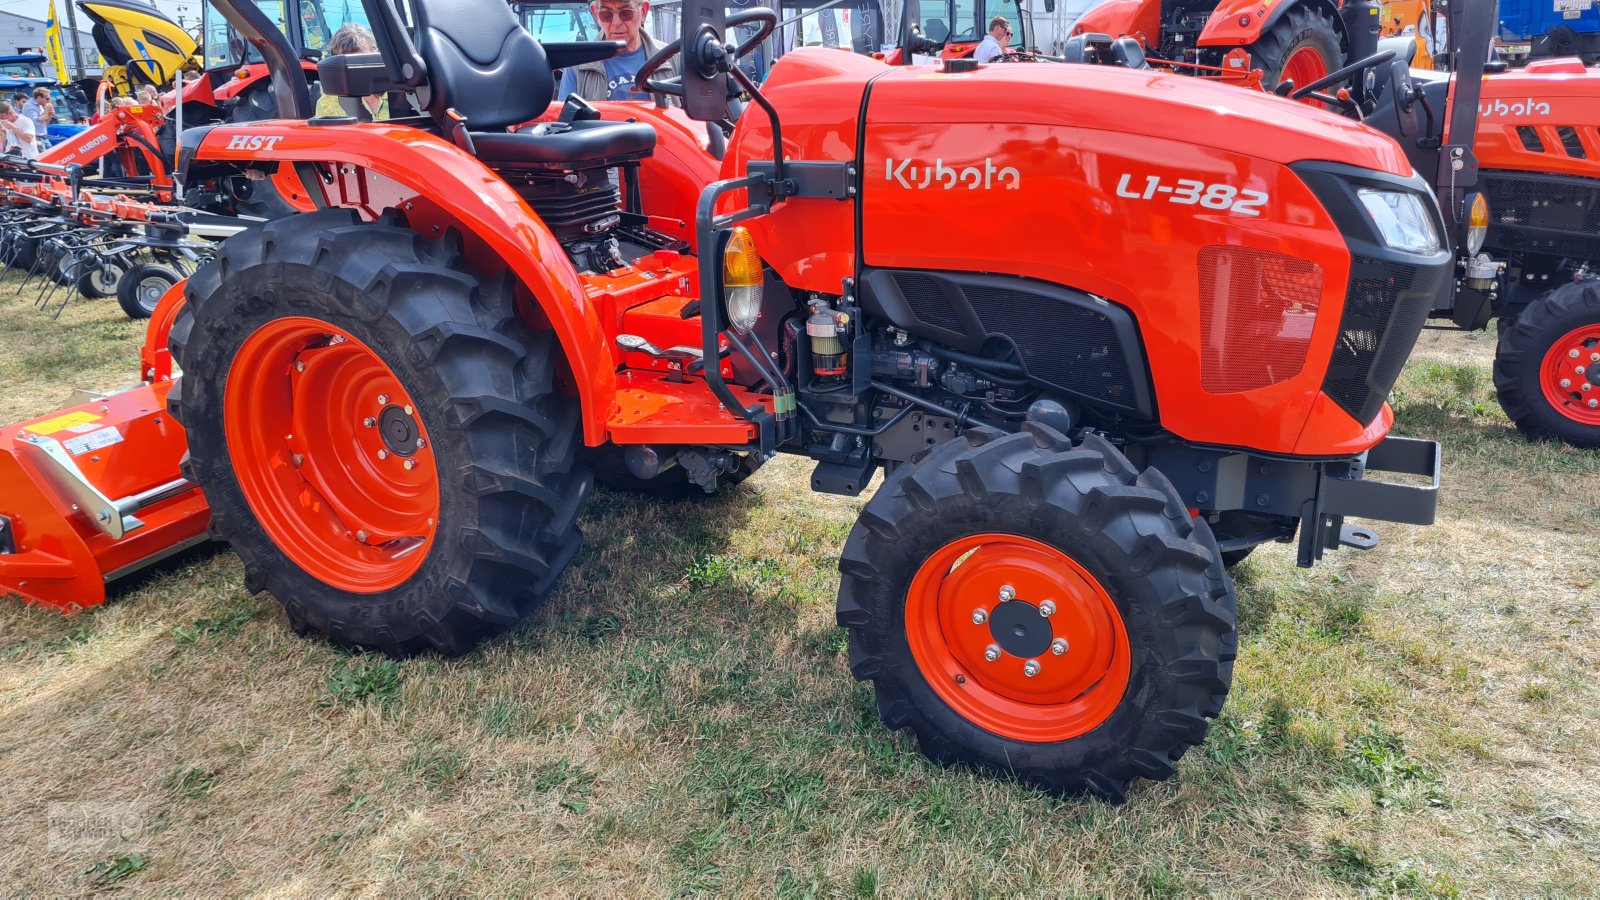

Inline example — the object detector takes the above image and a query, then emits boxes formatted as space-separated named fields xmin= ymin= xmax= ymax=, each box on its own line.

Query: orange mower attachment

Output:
xmin=0 ymin=287 xmax=209 ymax=612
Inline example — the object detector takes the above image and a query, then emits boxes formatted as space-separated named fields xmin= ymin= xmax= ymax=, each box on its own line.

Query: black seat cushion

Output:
xmin=472 ymin=118 xmax=657 ymax=169
xmin=412 ymin=0 xmax=554 ymax=131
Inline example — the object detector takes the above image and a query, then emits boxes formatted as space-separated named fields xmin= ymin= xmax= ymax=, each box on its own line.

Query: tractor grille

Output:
xmin=964 ymin=284 xmax=1141 ymax=412
xmin=1321 ymin=256 xmax=1442 ymax=425
xmin=1482 ymin=170 xmax=1600 ymax=261
xmin=1197 ymin=246 xmax=1323 ymax=394
xmin=897 ymin=272 xmax=965 ymax=332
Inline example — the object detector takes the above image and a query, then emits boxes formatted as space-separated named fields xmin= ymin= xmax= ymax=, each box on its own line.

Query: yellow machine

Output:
xmin=1380 ymin=0 xmax=1443 ymax=68
xmin=77 ymin=0 xmax=199 ymax=93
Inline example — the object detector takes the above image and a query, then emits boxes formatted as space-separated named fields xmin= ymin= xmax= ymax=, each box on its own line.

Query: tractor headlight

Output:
xmin=1466 ymin=192 xmax=1490 ymax=255
xmin=722 ymin=226 xmax=763 ymax=335
xmin=1356 ymin=188 xmax=1442 ymax=255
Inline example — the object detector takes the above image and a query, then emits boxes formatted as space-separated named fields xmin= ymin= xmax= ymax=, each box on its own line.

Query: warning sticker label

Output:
xmin=63 ymin=427 xmax=124 ymax=457
xmin=29 ymin=410 xmax=102 ymax=435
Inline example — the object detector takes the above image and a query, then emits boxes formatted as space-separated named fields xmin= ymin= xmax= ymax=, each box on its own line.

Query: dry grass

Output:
xmin=1 ymin=275 xmax=1597 ymax=896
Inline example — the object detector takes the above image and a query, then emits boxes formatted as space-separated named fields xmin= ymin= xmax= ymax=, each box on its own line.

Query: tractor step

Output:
xmin=0 ymin=382 xmax=210 ymax=612
xmin=607 ymin=369 xmax=767 ymax=445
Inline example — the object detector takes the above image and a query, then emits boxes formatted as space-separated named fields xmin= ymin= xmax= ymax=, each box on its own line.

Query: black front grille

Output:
xmin=964 ymin=285 xmax=1140 ymax=413
xmin=896 ymin=272 xmax=964 ymax=332
xmin=1322 ymin=256 xmax=1443 ymax=425
xmin=1482 ymin=170 xmax=1600 ymax=260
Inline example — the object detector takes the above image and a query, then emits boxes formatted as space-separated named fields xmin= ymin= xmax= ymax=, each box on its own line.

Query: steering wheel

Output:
xmin=635 ymin=8 xmax=779 ymax=97
xmin=1289 ymin=49 xmax=1397 ymax=110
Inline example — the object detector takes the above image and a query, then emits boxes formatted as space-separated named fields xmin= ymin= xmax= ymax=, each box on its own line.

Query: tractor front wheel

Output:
xmin=168 ymin=208 xmax=590 ymax=656
xmin=1246 ymin=3 xmax=1344 ymax=96
xmin=1494 ymin=279 xmax=1600 ymax=448
xmin=836 ymin=426 xmax=1237 ymax=802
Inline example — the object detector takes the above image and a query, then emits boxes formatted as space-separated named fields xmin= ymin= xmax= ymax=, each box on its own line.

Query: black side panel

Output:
xmin=859 ymin=269 xmax=1154 ymax=418
xmin=1482 ymin=170 xmax=1600 ymax=262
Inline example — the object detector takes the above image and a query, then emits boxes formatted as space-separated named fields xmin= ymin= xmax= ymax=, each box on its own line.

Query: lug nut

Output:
xmin=1023 ymin=659 xmax=1041 ymax=678
xmin=1590 ymin=399 xmax=1599 ymax=409
xmin=1577 ymin=366 xmax=1587 ymax=375
xmin=984 ymin=644 xmax=1002 ymax=662
xmin=998 ymin=584 xmax=1016 ymax=602
xmin=1571 ymin=349 xmax=1582 ymax=359
xmin=1051 ymin=637 xmax=1069 ymax=655
xmin=1038 ymin=600 xmax=1056 ymax=618
xmin=377 ymin=449 xmax=389 ymax=460
xmin=364 ymin=417 xmax=376 ymax=428
xmin=356 ymin=530 xmax=367 ymax=541
xmin=378 ymin=394 xmax=389 ymax=405
xmin=972 ymin=608 xmax=989 ymax=624
xmin=1592 ymin=353 xmax=1600 ymax=362
xmin=1585 ymin=384 xmax=1594 ymax=392
xmin=404 ymin=404 xmax=414 ymax=416
xmin=416 ymin=438 xmax=426 ymax=449
xmin=403 ymin=459 xmax=416 ymax=470
xmin=1562 ymin=379 xmax=1573 ymax=388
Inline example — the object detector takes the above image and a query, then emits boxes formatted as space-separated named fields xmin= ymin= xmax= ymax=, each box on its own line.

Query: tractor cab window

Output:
xmin=205 ymin=0 xmax=286 ymax=67
xmin=930 ymin=0 xmax=977 ymax=42
xmin=780 ymin=0 xmax=885 ymax=53
xmin=984 ymin=0 xmax=1020 ymax=43
xmin=517 ymin=2 xmax=598 ymax=42
xmin=0 ymin=61 xmax=45 ymax=78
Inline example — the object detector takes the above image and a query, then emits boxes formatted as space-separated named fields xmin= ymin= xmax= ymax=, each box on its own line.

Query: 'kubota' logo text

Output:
xmin=885 ymin=157 xmax=1020 ymax=191
xmin=57 ymin=133 xmax=108 ymax=163
xmin=1479 ymin=98 xmax=1551 ymax=118
xmin=226 ymin=134 xmax=286 ymax=151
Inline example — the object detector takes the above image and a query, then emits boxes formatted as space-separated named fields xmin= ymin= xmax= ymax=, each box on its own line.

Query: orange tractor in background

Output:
xmin=1 ymin=0 xmax=1453 ymax=799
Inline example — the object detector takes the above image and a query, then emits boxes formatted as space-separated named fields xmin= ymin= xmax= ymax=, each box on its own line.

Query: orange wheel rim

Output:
xmin=905 ymin=533 xmax=1131 ymax=743
xmin=1540 ymin=324 xmax=1600 ymax=425
xmin=1282 ymin=45 xmax=1329 ymax=91
xmin=224 ymin=316 xmax=439 ymax=593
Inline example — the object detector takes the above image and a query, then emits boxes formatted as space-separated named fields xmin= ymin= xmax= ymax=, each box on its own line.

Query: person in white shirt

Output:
xmin=973 ymin=16 xmax=1011 ymax=62
xmin=0 ymin=101 xmax=39 ymax=160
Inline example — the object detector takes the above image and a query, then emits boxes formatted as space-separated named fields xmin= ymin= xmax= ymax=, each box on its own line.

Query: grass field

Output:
xmin=1 ymin=270 xmax=1597 ymax=896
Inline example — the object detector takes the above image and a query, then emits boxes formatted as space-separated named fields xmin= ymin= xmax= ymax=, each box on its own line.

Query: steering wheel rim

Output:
xmin=1289 ymin=49 xmax=1397 ymax=101
xmin=635 ymin=8 xmax=779 ymax=98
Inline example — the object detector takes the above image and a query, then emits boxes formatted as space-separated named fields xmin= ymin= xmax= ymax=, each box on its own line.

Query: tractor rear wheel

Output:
xmin=168 ymin=208 xmax=590 ymax=656
xmin=117 ymin=263 xmax=182 ymax=319
xmin=1247 ymin=3 xmax=1344 ymax=95
xmin=836 ymin=426 xmax=1237 ymax=802
xmin=1494 ymin=279 xmax=1600 ymax=448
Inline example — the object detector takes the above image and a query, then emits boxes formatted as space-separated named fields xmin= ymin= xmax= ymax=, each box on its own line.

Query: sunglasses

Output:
xmin=595 ymin=7 xmax=639 ymax=22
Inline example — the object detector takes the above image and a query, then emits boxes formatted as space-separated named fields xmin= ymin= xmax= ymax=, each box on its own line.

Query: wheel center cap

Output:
xmin=1587 ymin=361 xmax=1600 ymax=388
xmin=988 ymin=599 xmax=1052 ymax=659
xmin=379 ymin=405 xmax=419 ymax=457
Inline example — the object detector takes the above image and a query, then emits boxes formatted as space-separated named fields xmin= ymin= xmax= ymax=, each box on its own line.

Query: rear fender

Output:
xmin=185 ymin=122 xmax=618 ymax=444
xmin=1198 ymin=0 xmax=1344 ymax=48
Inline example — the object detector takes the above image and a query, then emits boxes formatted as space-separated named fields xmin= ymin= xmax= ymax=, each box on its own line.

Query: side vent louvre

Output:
xmin=1197 ymin=247 xmax=1323 ymax=394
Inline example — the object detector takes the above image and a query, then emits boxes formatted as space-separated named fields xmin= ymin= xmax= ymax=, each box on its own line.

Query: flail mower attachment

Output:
xmin=0 ymin=288 xmax=210 ymax=612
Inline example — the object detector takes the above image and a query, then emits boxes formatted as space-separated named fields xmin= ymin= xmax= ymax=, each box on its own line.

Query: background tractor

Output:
xmin=3 ymin=0 xmax=1449 ymax=800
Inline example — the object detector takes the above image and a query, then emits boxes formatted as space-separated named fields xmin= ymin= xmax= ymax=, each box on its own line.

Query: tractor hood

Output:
xmin=760 ymin=49 xmax=1415 ymax=177
xmin=1469 ymin=58 xmax=1600 ymax=177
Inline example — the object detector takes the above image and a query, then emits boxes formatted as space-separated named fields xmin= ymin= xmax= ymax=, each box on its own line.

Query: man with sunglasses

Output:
xmin=556 ymin=0 xmax=677 ymax=102
xmin=973 ymin=15 xmax=1011 ymax=62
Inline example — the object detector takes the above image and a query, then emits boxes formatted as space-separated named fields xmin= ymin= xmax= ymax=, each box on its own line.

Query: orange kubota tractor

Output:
xmin=1059 ymin=0 xmax=1600 ymax=446
xmin=2 ymin=0 xmax=1451 ymax=799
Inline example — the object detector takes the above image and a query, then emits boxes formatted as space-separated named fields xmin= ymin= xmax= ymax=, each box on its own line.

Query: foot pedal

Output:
xmin=1337 ymin=523 xmax=1379 ymax=551
xmin=811 ymin=455 xmax=875 ymax=496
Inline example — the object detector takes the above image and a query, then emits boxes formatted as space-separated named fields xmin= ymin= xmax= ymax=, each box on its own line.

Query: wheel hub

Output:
xmin=379 ymin=405 xmax=420 ymax=457
xmin=987 ymin=599 xmax=1052 ymax=659
xmin=1540 ymin=327 xmax=1600 ymax=424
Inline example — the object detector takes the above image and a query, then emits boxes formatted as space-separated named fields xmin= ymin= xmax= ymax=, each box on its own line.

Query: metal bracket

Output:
xmin=746 ymin=160 xmax=856 ymax=200
xmin=14 ymin=433 xmax=192 ymax=540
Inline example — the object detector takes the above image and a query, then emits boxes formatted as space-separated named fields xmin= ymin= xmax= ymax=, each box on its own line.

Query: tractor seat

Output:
xmin=474 ymin=117 xmax=657 ymax=171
